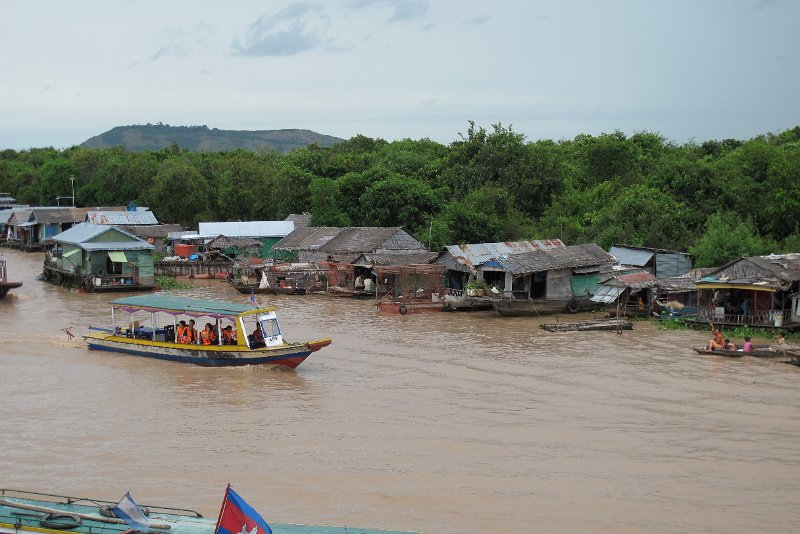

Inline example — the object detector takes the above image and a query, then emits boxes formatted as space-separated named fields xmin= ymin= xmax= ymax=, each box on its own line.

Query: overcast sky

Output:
xmin=1 ymin=0 xmax=798 ymax=150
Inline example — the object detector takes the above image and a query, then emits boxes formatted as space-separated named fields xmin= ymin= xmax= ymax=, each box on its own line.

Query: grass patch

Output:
xmin=656 ymin=318 xmax=693 ymax=331
xmin=155 ymin=275 xmax=192 ymax=290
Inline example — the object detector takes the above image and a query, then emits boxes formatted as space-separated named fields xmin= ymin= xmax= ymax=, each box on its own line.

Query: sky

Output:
xmin=1 ymin=0 xmax=798 ymax=150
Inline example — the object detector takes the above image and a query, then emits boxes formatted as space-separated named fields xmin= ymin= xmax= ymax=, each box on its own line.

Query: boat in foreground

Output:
xmin=0 ymin=489 xmax=418 ymax=534
xmin=84 ymin=295 xmax=331 ymax=368
xmin=0 ymin=253 xmax=22 ymax=298
xmin=693 ymin=346 xmax=798 ymax=358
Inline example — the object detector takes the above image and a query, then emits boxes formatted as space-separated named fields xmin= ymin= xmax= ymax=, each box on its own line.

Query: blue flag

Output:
xmin=112 ymin=491 xmax=151 ymax=532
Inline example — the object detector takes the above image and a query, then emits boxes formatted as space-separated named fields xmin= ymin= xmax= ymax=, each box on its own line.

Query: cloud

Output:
xmin=233 ymin=2 xmax=326 ymax=56
xmin=464 ymin=15 xmax=490 ymax=25
xmin=150 ymin=23 xmax=212 ymax=60
xmin=388 ymin=0 xmax=429 ymax=22
xmin=347 ymin=0 xmax=429 ymax=23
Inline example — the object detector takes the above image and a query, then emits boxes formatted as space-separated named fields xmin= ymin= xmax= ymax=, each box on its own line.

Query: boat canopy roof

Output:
xmin=110 ymin=295 xmax=275 ymax=317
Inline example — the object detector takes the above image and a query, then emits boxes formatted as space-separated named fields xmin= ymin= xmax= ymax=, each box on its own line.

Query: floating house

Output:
xmin=609 ymin=244 xmax=692 ymax=277
xmin=693 ymin=253 xmax=800 ymax=329
xmin=4 ymin=206 xmax=128 ymax=251
xmin=273 ymin=226 xmax=428 ymax=264
xmin=198 ymin=221 xmax=294 ymax=259
xmin=491 ymin=243 xmax=616 ymax=316
xmin=205 ymin=235 xmax=263 ymax=259
xmin=436 ymin=240 xmax=566 ymax=290
xmin=43 ymin=222 xmax=155 ymax=291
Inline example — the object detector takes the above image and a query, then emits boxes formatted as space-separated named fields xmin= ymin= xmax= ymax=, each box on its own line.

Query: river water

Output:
xmin=1 ymin=248 xmax=799 ymax=533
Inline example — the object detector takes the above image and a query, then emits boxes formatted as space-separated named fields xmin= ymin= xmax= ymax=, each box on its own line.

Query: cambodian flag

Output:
xmin=215 ymin=485 xmax=273 ymax=534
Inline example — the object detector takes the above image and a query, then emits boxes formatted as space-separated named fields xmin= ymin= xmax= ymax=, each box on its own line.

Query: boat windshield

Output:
xmin=258 ymin=312 xmax=283 ymax=347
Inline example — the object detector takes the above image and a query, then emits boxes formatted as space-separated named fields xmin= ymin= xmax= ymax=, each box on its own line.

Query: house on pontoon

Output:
xmin=693 ymin=253 xmax=800 ymax=329
xmin=43 ymin=222 xmax=155 ymax=291
xmin=198 ymin=220 xmax=295 ymax=259
xmin=490 ymin=243 xmax=616 ymax=316
xmin=435 ymin=240 xmax=566 ymax=291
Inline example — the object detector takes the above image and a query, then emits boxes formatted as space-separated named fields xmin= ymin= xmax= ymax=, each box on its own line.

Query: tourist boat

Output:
xmin=693 ymin=346 xmax=798 ymax=358
xmin=0 ymin=253 xmax=22 ymax=298
xmin=84 ymin=295 xmax=331 ymax=368
xmin=0 ymin=489 xmax=418 ymax=534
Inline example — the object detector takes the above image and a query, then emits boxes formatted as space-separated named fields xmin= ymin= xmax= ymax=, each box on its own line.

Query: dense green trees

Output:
xmin=1 ymin=124 xmax=799 ymax=268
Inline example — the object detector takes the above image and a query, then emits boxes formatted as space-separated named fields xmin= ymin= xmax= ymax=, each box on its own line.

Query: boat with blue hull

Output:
xmin=0 ymin=489 xmax=418 ymax=534
xmin=84 ymin=295 xmax=331 ymax=369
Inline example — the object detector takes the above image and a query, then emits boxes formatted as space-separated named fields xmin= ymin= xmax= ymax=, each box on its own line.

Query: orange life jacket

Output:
xmin=200 ymin=329 xmax=216 ymax=345
xmin=222 ymin=330 xmax=235 ymax=344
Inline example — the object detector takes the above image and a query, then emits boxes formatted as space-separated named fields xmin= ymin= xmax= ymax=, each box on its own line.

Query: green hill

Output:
xmin=81 ymin=123 xmax=344 ymax=153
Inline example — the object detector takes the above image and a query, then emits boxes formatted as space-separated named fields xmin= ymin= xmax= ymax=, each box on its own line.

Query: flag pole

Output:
xmin=214 ymin=484 xmax=231 ymax=534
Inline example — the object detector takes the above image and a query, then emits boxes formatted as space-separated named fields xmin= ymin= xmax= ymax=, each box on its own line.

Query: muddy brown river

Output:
xmin=1 ymin=249 xmax=799 ymax=533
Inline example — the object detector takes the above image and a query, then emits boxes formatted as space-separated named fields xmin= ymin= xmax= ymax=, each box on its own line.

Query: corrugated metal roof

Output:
xmin=0 ymin=210 xmax=12 ymax=224
xmin=498 ymin=243 xmax=615 ymax=275
xmin=198 ymin=221 xmax=294 ymax=238
xmin=168 ymin=230 xmax=195 ymax=240
xmin=609 ymin=245 xmax=654 ymax=267
xmin=52 ymin=222 xmax=148 ymax=247
xmin=703 ymin=253 xmax=800 ymax=288
xmin=86 ymin=209 xmax=159 ymax=225
xmin=31 ymin=207 xmax=87 ymax=224
xmin=612 ymin=272 xmax=658 ymax=289
xmin=591 ymin=285 xmax=625 ymax=303
xmin=444 ymin=240 xmax=565 ymax=269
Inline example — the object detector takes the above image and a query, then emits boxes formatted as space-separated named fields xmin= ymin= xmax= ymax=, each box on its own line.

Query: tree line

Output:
xmin=1 ymin=122 xmax=799 ymax=268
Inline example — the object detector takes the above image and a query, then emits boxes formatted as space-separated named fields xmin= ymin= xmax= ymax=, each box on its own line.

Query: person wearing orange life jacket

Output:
xmin=176 ymin=320 xmax=189 ymax=343
xmin=200 ymin=323 xmax=217 ymax=345
xmin=186 ymin=319 xmax=198 ymax=344
xmin=221 ymin=325 xmax=236 ymax=345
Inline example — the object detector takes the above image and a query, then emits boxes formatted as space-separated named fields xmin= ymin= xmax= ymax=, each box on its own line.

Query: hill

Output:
xmin=81 ymin=124 xmax=344 ymax=153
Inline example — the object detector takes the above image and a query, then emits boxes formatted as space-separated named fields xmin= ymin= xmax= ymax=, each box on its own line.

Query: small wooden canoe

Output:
xmin=693 ymin=347 xmax=797 ymax=358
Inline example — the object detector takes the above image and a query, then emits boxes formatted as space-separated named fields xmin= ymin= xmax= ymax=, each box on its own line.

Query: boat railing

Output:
xmin=0 ymin=488 xmax=204 ymax=517
xmin=444 ymin=288 xmax=464 ymax=298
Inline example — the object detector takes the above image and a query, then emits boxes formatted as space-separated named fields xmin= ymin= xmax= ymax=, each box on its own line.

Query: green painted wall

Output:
xmin=571 ymin=273 xmax=602 ymax=297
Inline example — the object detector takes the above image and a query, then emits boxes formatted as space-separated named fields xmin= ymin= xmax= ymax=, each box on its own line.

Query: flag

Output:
xmin=112 ymin=492 xmax=151 ymax=532
xmin=215 ymin=485 xmax=272 ymax=534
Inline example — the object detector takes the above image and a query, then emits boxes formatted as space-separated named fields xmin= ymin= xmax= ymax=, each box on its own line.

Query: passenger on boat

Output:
xmin=187 ymin=319 xmax=198 ymax=344
xmin=355 ymin=275 xmax=364 ymax=290
xmin=776 ymin=332 xmax=785 ymax=346
xmin=250 ymin=324 xmax=265 ymax=349
xmin=200 ymin=323 xmax=217 ymax=345
xmin=176 ymin=320 xmax=189 ymax=343
xmin=742 ymin=336 xmax=753 ymax=352
xmin=724 ymin=339 xmax=736 ymax=351
xmin=707 ymin=325 xmax=725 ymax=351
xmin=363 ymin=277 xmax=373 ymax=291
xmin=221 ymin=325 xmax=236 ymax=345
